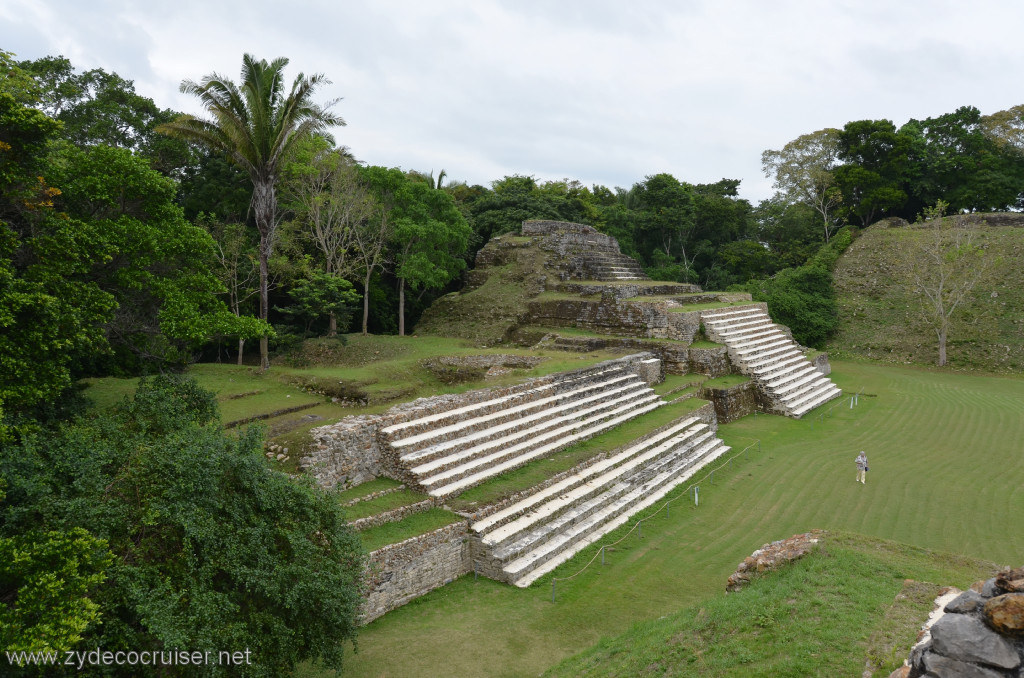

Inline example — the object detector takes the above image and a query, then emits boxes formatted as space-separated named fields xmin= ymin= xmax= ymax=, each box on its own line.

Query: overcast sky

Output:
xmin=4 ymin=0 xmax=1024 ymax=202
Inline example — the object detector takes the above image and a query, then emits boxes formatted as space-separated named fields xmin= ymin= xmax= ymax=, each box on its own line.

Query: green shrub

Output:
xmin=0 ymin=375 xmax=364 ymax=676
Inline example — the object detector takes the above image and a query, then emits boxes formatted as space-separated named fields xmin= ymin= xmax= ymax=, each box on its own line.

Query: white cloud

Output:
xmin=5 ymin=0 xmax=1024 ymax=201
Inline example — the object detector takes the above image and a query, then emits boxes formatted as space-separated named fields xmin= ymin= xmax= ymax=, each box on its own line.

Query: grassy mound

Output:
xmin=831 ymin=215 xmax=1024 ymax=371
xmin=544 ymin=532 xmax=996 ymax=678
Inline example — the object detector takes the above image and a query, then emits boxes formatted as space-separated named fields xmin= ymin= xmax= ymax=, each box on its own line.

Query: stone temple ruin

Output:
xmin=303 ymin=220 xmax=842 ymax=620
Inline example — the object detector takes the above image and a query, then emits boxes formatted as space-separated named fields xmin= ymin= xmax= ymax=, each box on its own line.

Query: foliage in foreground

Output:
xmin=0 ymin=376 xmax=364 ymax=676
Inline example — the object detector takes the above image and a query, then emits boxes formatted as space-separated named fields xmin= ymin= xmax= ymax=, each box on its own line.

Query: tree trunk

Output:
xmin=362 ymin=270 xmax=371 ymax=336
xmin=937 ymin=324 xmax=948 ymax=366
xmin=398 ymin=277 xmax=405 ymax=336
xmin=253 ymin=177 xmax=275 ymax=371
xmin=237 ymin=337 xmax=245 ymax=366
xmin=328 ymin=312 xmax=337 ymax=337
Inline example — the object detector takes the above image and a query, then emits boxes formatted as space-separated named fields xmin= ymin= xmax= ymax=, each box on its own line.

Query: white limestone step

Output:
xmin=401 ymin=378 xmax=646 ymax=464
xmin=701 ymin=306 xmax=765 ymax=322
xmin=738 ymin=343 xmax=799 ymax=365
xmin=383 ymin=366 xmax=629 ymax=438
xmin=770 ymin=369 xmax=823 ymax=396
xmin=392 ymin=373 xmax=637 ymax=452
xmin=492 ymin=431 xmax=716 ymax=564
xmin=708 ymin=317 xmax=771 ymax=336
xmin=732 ymin=337 xmax=792 ymax=357
xmin=504 ymin=435 xmax=724 ymax=577
xmin=746 ymin=349 xmax=803 ymax=373
xmin=472 ymin=416 xmax=703 ymax=535
xmin=510 ymin=439 xmax=732 ymax=587
xmin=727 ymin=327 xmax=785 ymax=349
xmin=757 ymin=355 xmax=812 ymax=380
xmin=413 ymin=386 xmax=654 ymax=479
xmin=483 ymin=423 xmax=711 ymax=550
xmin=787 ymin=382 xmax=840 ymax=414
xmin=426 ymin=398 xmax=666 ymax=497
xmin=791 ymin=385 xmax=842 ymax=417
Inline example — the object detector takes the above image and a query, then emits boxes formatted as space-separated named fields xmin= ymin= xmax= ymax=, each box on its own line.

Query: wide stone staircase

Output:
xmin=381 ymin=364 xmax=664 ymax=497
xmin=470 ymin=415 xmax=729 ymax=587
xmin=582 ymin=251 xmax=648 ymax=281
xmin=700 ymin=305 xmax=841 ymax=417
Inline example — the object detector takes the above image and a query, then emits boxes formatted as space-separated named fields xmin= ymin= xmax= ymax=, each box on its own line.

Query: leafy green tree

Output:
xmin=390 ymin=177 xmax=471 ymax=335
xmin=44 ymin=142 xmax=267 ymax=371
xmin=159 ymin=54 xmax=344 ymax=369
xmin=0 ymin=90 xmax=114 ymax=431
xmin=834 ymin=119 xmax=913 ymax=226
xmin=284 ymin=138 xmax=375 ymax=335
xmin=761 ymin=128 xmax=844 ymax=242
xmin=277 ymin=270 xmax=359 ymax=336
xmin=0 ymin=376 xmax=365 ymax=676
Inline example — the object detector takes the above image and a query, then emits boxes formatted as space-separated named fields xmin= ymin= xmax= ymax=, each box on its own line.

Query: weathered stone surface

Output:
xmin=921 ymin=650 xmax=1007 ymax=678
xmin=887 ymin=665 xmax=911 ymax=678
xmin=996 ymin=566 xmax=1024 ymax=593
xmin=929 ymin=614 xmax=1020 ymax=669
xmin=984 ymin=593 xmax=1024 ymax=637
xmin=700 ymin=379 xmax=767 ymax=424
xmin=725 ymin=530 xmax=823 ymax=592
xmin=363 ymin=521 xmax=471 ymax=623
xmin=945 ymin=589 xmax=987 ymax=614
xmin=982 ymin=578 xmax=1001 ymax=597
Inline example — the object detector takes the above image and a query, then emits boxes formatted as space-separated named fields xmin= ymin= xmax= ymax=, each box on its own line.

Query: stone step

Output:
xmin=708 ymin=316 xmax=770 ymax=336
xmin=397 ymin=374 xmax=641 ymax=460
xmin=481 ymin=421 xmax=711 ymax=551
xmin=790 ymin=384 xmax=842 ymax=417
xmin=471 ymin=416 xmax=705 ymax=535
xmin=737 ymin=344 xmax=799 ymax=368
xmin=491 ymin=430 xmax=715 ymax=565
xmin=755 ymin=354 xmax=810 ymax=379
xmin=732 ymin=337 xmax=792 ymax=357
xmin=726 ymin=327 xmax=785 ymax=349
xmin=701 ymin=305 xmax=764 ymax=323
xmin=771 ymin=369 xmax=824 ymax=397
xmin=764 ymin=363 xmax=817 ymax=390
xmin=508 ymin=438 xmax=732 ymax=587
xmin=408 ymin=382 xmax=651 ymax=475
xmin=383 ymin=366 xmax=627 ymax=439
xmin=425 ymin=396 xmax=666 ymax=497
xmin=746 ymin=350 xmax=803 ymax=373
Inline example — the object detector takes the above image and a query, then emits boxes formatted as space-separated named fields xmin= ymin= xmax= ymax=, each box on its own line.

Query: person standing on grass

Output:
xmin=855 ymin=451 xmax=868 ymax=484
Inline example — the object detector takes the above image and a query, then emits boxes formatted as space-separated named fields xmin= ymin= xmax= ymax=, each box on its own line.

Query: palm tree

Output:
xmin=158 ymin=54 xmax=343 ymax=369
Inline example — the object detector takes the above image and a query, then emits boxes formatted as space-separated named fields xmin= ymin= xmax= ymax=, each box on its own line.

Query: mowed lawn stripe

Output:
xmin=315 ymin=360 xmax=1023 ymax=678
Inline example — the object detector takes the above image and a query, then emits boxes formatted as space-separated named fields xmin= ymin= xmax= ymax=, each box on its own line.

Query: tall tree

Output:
xmin=158 ymin=54 xmax=343 ymax=369
xmin=390 ymin=178 xmax=471 ymax=335
xmin=901 ymin=202 xmax=995 ymax=366
xmin=761 ymin=128 xmax=844 ymax=242
xmin=284 ymin=139 xmax=375 ymax=335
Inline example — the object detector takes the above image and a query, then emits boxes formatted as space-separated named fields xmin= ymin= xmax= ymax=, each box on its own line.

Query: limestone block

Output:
xmin=929 ymin=614 xmax=1020 ymax=669
xmin=984 ymin=593 xmax=1024 ymax=637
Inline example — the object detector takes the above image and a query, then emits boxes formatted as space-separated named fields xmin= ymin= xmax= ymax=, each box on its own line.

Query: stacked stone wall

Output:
xmin=700 ymin=380 xmax=769 ymax=424
xmin=527 ymin=298 xmax=703 ymax=343
xmin=362 ymin=521 xmax=471 ymax=623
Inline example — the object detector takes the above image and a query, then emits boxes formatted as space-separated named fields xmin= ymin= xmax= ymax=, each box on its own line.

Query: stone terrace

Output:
xmin=382 ymin=358 xmax=665 ymax=497
xmin=700 ymin=305 xmax=841 ymax=417
xmin=470 ymin=408 xmax=729 ymax=587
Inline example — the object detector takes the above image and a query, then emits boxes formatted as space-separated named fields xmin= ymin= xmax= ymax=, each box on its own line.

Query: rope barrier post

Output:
xmin=758 ymin=440 xmax=761 ymax=453
xmin=601 ymin=546 xmax=605 ymax=565
xmin=694 ymin=485 xmax=699 ymax=507
xmin=710 ymin=471 xmax=714 ymax=484
xmin=551 ymin=580 xmax=556 ymax=603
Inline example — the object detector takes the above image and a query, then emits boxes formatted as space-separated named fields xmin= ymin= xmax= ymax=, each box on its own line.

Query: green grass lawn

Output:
xmin=343 ymin=489 xmax=429 ymax=522
xmin=701 ymin=374 xmax=750 ymax=389
xmin=358 ymin=508 xmax=464 ymax=552
xmin=317 ymin=359 xmax=1024 ymax=678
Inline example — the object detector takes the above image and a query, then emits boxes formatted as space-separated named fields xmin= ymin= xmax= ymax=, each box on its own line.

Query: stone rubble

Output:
xmin=725 ymin=530 xmax=824 ymax=592
xmin=892 ymin=565 xmax=1024 ymax=678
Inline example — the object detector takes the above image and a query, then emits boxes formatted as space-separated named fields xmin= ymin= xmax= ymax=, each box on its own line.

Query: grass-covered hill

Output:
xmin=829 ymin=213 xmax=1024 ymax=371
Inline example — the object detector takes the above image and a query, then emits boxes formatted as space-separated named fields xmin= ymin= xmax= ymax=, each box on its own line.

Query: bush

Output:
xmin=0 ymin=375 xmax=364 ymax=676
